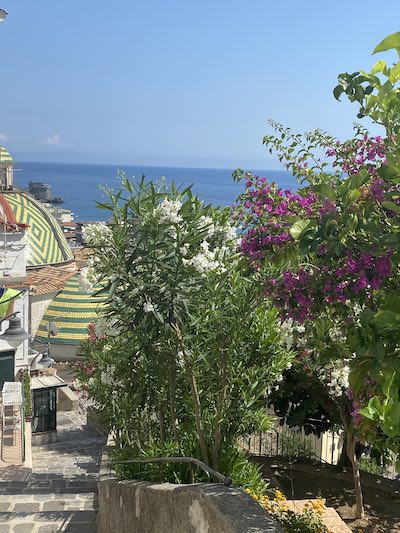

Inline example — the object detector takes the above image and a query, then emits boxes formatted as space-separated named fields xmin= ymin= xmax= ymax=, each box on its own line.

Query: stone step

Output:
xmin=0 ymin=509 xmax=97 ymax=532
xmin=0 ymin=479 xmax=97 ymax=495
xmin=0 ymin=493 xmax=96 ymax=512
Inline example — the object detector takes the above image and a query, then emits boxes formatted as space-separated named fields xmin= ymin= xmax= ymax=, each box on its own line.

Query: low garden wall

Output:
xmin=97 ymin=449 xmax=283 ymax=533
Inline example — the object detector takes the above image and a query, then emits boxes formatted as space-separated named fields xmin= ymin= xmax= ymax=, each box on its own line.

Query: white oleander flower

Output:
xmin=143 ymin=301 xmax=155 ymax=313
xmin=199 ymin=215 xmax=215 ymax=237
xmin=101 ymin=371 xmax=114 ymax=386
xmin=329 ymin=322 xmax=346 ymax=342
xmin=82 ymin=222 xmax=113 ymax=247
xmin=319 ymin=360 xmax=350 ymax=398
xmin=157 ymin=198 xmax=183 ymax=224
xmin=222 ymin=224 xmax=238 ymax=242
xmin=180 ymin=243 xmax=190 ymax=256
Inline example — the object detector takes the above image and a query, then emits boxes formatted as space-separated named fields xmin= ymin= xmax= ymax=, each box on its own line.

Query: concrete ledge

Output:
xmin=31 ymin=430 xmax=57 ymax=446
xmin=87 ymin=406 xmax=108 ymax=435
xmin=57 ymin=386 xmax=80 ymax=411
xmin=97 ymin=450 xmax=283 ymax=533
xmin=23 ymin=420 xmax=32 ymax=470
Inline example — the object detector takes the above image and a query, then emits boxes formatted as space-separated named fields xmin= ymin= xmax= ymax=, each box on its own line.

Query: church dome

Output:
xmin=0 ymin=146 xmax=13 ymax=166
xmin=4 ymin=190 xmax=74 ymax=268
xmin=35 ymin=274 xmax=106 ymax=346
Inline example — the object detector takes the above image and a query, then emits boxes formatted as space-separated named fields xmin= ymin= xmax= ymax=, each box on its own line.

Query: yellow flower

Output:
xmin=274 ymin=489 xmax=286 ymax=501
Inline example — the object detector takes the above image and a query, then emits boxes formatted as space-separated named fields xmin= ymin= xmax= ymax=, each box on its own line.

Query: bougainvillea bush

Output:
xmin=76 ymin=176 xmax=292 ymax=489
xmin=235 ymin=33 xmax=400 ymax=518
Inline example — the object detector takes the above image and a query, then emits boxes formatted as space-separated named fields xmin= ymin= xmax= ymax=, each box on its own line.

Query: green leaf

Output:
xmin=315 ymin=183 xmax=336 ymax=200
xmin=382 ymin=294 xmax=400 ymax=314
xmin=333 ymin=85 xmax=344 ymax=101
xmin=371 ymin=310 xmax=400 ymax=332
xmin=371 ymin=59 xmax=387 ymax=74
xmin=382 ymin=201 xmax=400 ymax=215
xmin=382 ymin=371 xmax=396 ymax=399
xmin=359 ymin=396 xmax=382 ymax=420
xmin=347 ymin=171 xmax=369 ymax=190
xmin=289 ymin=219 xmax=312 ymax=240
xmin=349 ymin=360 xmax=371 ymax=394
xmin=373 ymin=32 xmax=400 ymax=55
xmin=370 ymin=342 xmax=385 ymax=363
xmin=389 ymin=62 xmax=400 ymax=83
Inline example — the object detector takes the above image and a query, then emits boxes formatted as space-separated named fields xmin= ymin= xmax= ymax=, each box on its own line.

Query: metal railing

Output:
xmin=241 ymin=428 xmax=342 ymax=465
xmin=108 ymin=456 xmax=233 ymax=486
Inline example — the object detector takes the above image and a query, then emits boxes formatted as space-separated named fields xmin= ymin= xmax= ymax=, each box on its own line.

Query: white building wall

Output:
xmin=30 ymin=293 xmax=58 ymax=338
xmin=0 ymin=291 xmax=29 ymax=374
xmin=0 ymin=230 xmax=26 ymax=278
xmin=0 ymin=225 xmax=29 ymax=376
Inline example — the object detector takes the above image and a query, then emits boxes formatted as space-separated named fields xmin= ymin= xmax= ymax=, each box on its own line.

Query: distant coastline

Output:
xmin=16 ymin=161 xmax=297 ymax=222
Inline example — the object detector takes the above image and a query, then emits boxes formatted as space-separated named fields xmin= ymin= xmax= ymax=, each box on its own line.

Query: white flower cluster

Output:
xmin=198 ymin=215 xmax=215 ymax=237
xmin=319 ymin=360 xmax=350 ymax=398
xmin=100 ymin=365 xmax=118 ymax=387
xmin=144 ymin=300 xmax=157 ymax=313
xmin=156 ymin=198 xmax=183 ymax=224
xmin=279 ymin=319 xmax=306 ymax=350
xmin=183 ymin=240 xmax=226 ymax=276
xmin=82 ymin=222 xmax=113 ymax=247
xmin=329 ymin=324 xmax=346 ymax=343
xmin=80 ymin=256 xmax=100 ymax=293
xmin=95 ymin=317 xmax=119 ymax=337
xmin=222 ymin=223 xmax=238 ymax=242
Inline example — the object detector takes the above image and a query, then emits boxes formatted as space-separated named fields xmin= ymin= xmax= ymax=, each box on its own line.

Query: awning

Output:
xmin=2 ymin=381 xmax=22 ymax=405
xmin=30 ymin=374 xmax=67 ymax=390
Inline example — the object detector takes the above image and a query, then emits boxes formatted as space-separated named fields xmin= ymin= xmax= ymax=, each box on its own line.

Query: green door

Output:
xmin=0 ymin=350 xmax=15 ymax=390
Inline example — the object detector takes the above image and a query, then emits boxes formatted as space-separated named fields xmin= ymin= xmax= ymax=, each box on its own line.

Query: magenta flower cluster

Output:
xmin=326 ymin=135 xmax=386 ymax=176
xmin=347 ymin=378 xmax=377 ymax=427
xmin=238 ymin=175 xmax=334 ymax=262
xmin=264 ymin=250 xmax=393 ymax=323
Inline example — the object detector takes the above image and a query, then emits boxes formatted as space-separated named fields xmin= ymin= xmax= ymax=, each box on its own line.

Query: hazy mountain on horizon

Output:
xmin=11 ymin=148 xmax=282 ymax=171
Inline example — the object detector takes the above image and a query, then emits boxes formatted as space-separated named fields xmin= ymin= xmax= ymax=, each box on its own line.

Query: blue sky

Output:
xmin=0 ymin=1 xmax=399 ymax=168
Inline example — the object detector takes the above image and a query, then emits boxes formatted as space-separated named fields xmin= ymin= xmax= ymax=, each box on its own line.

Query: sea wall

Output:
xmin=97 ymin=450 xmax=282 ymax=533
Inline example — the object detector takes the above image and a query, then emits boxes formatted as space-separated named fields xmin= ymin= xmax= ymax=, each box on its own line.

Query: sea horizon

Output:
xmin=15 ymin=160 xmax=298 ymax=222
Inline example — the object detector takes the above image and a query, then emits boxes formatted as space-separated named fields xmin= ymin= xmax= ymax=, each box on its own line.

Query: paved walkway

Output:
xmin=0 ymin=411 xmax=106 ymax=532
xmin=0 ymin=405 xmax=23 ymax=468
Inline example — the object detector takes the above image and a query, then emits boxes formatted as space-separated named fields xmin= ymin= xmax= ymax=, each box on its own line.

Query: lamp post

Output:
xmin=0 ymin=9 xmax=7 ymax=22
xmin=0 ymin=312 xmax=30 ymax=347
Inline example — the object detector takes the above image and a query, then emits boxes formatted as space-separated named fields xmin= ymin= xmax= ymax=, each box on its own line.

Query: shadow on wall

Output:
xmin=97 ymin=450 xmax=283 ymax=533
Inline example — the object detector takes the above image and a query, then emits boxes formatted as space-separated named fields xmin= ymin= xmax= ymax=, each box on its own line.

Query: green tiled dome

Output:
xmin=4 ymin=191 xmax=74 ymax=268
xmin=0 ymin=146 xmax=13 ymax=166
xmin=35 ymin=274 xmax=106 ymax=346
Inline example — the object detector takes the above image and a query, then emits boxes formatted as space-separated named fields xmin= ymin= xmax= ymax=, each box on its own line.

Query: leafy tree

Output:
xmin=76 ymin=176 xmax=292 ymax=481
xmin=234 ymin=33 xmax=400 ymax=518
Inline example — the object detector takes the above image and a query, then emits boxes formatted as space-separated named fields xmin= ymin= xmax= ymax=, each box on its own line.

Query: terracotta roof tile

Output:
xmin=28 ymin=266 xmax=76 ymax=296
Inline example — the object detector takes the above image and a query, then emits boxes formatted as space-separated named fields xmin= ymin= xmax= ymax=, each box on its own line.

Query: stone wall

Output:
xmin=97 ymin=450 xmax=282 ymax=533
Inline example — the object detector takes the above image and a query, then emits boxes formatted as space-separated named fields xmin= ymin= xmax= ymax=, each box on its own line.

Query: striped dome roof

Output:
xmin=35 ymin=274 xmax=107 ymax=346
xmin=4 ymin=191 xmax=74 ymax=268
xmin=0 ymin=146 xmax=13 ymax=166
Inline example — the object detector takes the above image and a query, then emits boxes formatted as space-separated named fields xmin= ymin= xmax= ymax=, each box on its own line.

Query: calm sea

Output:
xmin=15 ymin=161 xmax=297 ymax=221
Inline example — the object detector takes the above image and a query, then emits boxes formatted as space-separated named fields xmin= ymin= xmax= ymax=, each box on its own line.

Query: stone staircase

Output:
xmin=0 ymin=411 xmax=106 ymax=532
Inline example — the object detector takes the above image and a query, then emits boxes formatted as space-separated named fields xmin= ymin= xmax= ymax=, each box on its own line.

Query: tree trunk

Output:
xmin=346 ymin=433 xmax=365 ymax=519
xmin=212 ymin=349 xmax=228 ymax=470
xmin=158 ymin=407 xmax=166 ymax=443
xmin=184 ymin=359 xmax=209 ymax=465
xmin=174 ymin=325 xmax=209 ymax=465
xmin=340 ymin=405 xmax=364 ymax=519
xmin=337 ymin=436 xmax=351 ymax=468
xmin=169 ymin=363 xmax=180 ymax=444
